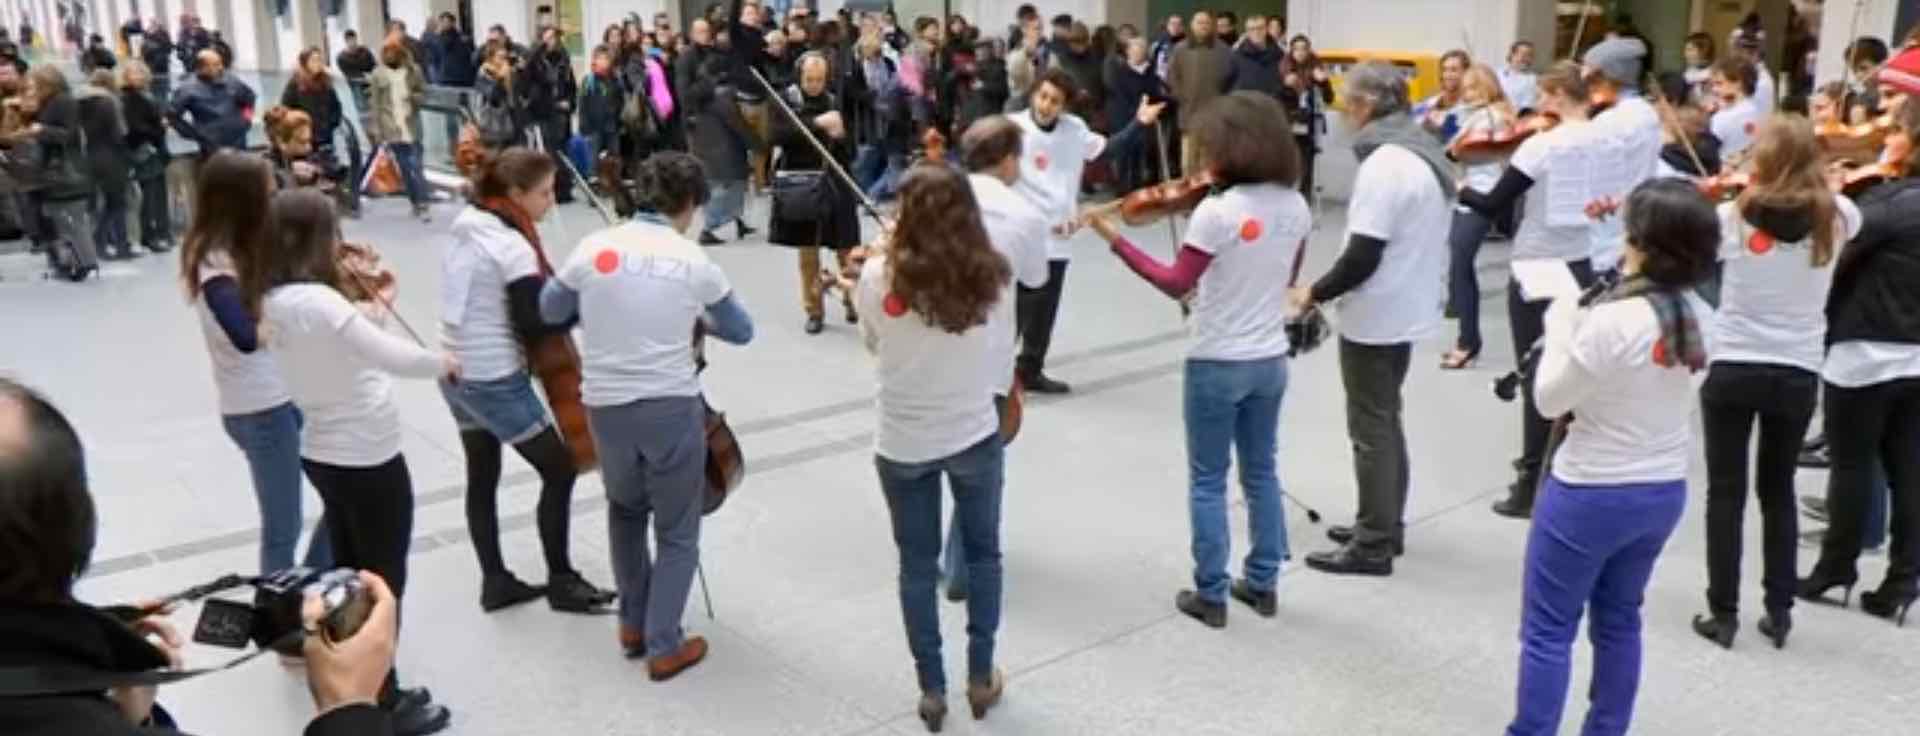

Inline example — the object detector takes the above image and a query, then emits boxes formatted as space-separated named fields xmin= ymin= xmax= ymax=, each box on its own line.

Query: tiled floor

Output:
xmin=7 ymin=193 xmax=1913 ymax=735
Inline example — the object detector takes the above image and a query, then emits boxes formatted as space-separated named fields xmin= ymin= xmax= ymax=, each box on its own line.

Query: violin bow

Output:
xmin=337 ymin=255 xmax=431 ymax=349
xmin=1648 ymin=82 xmax=1712 ymax=177
xmin=1567 ymin=0 xmax=1594 ymax=63
xmin=553 ymin=143 xmax=621 ymax=228
xmin=751 ymin=67 xmax=889 ymax=226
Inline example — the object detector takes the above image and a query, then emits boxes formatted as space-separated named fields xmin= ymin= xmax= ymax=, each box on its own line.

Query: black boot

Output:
xmin=1022 ymin=372 xmax=1071 ymax=394
xmin=480 ymin=573 xmax=544 ymax=612
xmin=1325 ymin=526 xmax=1405 ymax=557
xmin=1491 ymin=476 xmax=1538 ymax=519
xmin=547 ymin=570 xmax=617 ymax=614
xmin=1304 ymin=543 xmax=1393 ymax=576
xmin=1229 ymin=579 xmax=1276 ymax=617
xmin=1860 ymin=587 xmax=1918 ymax=627
xmin=384 ymin=686 xmax=452 ymax=736
xmin=1690 ymin=613 xmax=1736 ymax=649
xmin=735 ymin=218 xmax=757 ymax=239
xmin=1175 ymin=590 xmax=1226 ymax=628
xmin=1756 ymin=608 xmax=1791 ymax=648
xmin=699 ymin=230 xmax=724 ymax=245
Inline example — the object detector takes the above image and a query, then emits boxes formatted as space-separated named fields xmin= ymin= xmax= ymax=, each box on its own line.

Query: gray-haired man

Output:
xmin=1288 ymin=62 xmax=1454 ymax=576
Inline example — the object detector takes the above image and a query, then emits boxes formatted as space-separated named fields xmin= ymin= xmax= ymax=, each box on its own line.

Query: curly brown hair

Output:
xmin=887 ymin=165 xmax=1010 ymax=334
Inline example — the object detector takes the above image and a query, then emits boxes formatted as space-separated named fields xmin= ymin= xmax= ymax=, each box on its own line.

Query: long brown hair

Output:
xmin=294 ymin=46 xmax=331 ymax=92
xmin=1738 ymin=116 xmax=1838 ymax=266
xmin=885 ymin=165 xmax=1009 ymax=334
xmin=237 ymin=189 xmax=342 ymax=318
xmin=180 ymin=151 xmax=275 ymax=302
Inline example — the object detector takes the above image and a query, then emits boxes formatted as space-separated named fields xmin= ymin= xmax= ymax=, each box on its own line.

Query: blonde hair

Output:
xmin=1461 ymin=64 xmax=1513 ymax=117
xmin=118 ymin=60 xmax=151 ymax=90
xmin=1739 ymin=115 xmax=1838 ymax=267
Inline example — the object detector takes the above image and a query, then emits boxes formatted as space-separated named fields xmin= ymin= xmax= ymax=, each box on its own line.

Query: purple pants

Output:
xmin=1508 ymin=476 xmax=1685 ymax=736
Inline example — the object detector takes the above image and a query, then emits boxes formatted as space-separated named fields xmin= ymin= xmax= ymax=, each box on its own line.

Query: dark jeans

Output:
xmin=1015 ymin=259 xmax=1069 ymax=380
xmin=136 ymin=174 xmax=169 ymax=246
xmin=385 ymin=142 xmax=430 ymax=207
xmin=223 ymin=402 xmax=331 ymax=574
xmin=1509 ymin=478 xmax=1685 ymax=736
xmin=300 ymin=452 xmax=420 ymax=701
xmin=1448 ymin=207 xmax=1516 ymax=353
xmin=1700 ymin=362 xmax=1818 ymax=616
xmin=1294 ymin=136 xmax=1317 ymax=205
xmin=532 ymin=115 xmax=575 ymax=201
xmin=877 ymin=433 xmax=1005 ymax=695
xmin=1339 ymin=338 xmax=1413 ymax=551
xmin=1816 ymin=378 xmax=1920 ymax=595
xmin=94 ymin=182 xmax=130 ymax=255
xmin=1510 ymin=259 xmax=1597 ymax=502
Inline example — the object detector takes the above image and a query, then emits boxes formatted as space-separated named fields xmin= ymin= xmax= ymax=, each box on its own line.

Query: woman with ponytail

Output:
xmin=443 ymin=147 xmax=616 ymax=614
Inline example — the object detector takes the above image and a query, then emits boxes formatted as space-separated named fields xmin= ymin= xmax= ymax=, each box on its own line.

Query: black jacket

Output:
xmin=139 ymin=33 xmax=172 ymax=76
xmin=80 ymin=44 xmax=116 ymax=73
xmin=167 ymin=74 xmax=256 ymax=155
xmin=280 ymin=79 xmax=345 ymax=149
xmin=578 ymin=71 xmax=623 ymax=139
xmin=1050 ymin=47 xmax=1106 ymax=128
xmin=1104 ymin=57 xmax=1168 ymax=138
xmin=76 ymin=90 xmax=129 ymax=189
xmin=29 ymin=92 xmax=92 ymax=201
xmin=1829 ymin=177 xmax=1920 ymax=346
xmin=689 ymin=81 xmax=753 ymax=182
xmin=727 ymin=0 xmax=767 ymax=100
xmin=335 ymin=46 xmax=375 ymax=82
xmin=769 ymin=87 xmax=860 ymax=248
xmin=524 ymin=46 xmax=576 ymax=120
xmin=1231 ymin=42 xmax=1283 ymax=97
xmin=433 ymin=30 xmax=477 ymax=86
xmin=0 ymin=601 xmax=392 ymax=736
xmin=121 ymin=89 xmax=167 ymax=154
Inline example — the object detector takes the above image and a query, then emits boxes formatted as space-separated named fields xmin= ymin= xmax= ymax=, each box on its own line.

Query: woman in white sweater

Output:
xmin=241 ymin=188 xmax=458 ymax=736
xmin=1506 ymin=179 xmax=1719 ymax=736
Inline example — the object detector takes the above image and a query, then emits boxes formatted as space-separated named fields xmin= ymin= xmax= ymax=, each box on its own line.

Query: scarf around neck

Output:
xmin=1351 ymin=111 xmax=1453 ymax=199
xmin=478 ymin=197 xmax=555 ymax=276
xmin=1600 ymin=274 xmax=1707 ymax=372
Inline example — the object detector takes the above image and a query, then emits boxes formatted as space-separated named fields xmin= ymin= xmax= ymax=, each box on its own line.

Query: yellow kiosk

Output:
xmin=1317 ymin=50 xmax=1444 ymax=110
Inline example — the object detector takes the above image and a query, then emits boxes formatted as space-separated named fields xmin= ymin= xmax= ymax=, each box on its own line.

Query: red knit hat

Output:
xmin=1878 ymin=46 xmax=1920 ymax=96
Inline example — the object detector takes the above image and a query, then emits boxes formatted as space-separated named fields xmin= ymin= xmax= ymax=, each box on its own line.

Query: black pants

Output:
xmin=1509 ymin=258 xmax=1596 ymax=504
xmin=458 ymin=427 xmax=578 ymax=579
xmin=530 ymin=115 xmax=575 ymax=202
xmin=1701 ymin=362 xmax=1818 ymax=616
xmin=1294 ymin=135 xmax=1317 ymax=205
xmin=1816 ymin=378 xmax=1920 ymax=595
xmin=136 ymin=173 xmax=169 ymax=246
xmin=1015 ymin=259 xmax=1069 ymax=380
xmin=301 ymin=453 xmax=417 ymax=701
xmin=1339 ymin=338 xmax=1413 ymax=551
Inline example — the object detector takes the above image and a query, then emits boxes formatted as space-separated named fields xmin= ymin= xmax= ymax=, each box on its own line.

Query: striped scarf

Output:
xmin=1603 ymin=274 xmax=1706 ymax=372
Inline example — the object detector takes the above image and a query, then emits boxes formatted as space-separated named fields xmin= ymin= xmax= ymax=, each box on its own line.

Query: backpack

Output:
xmin=618 ymin=62 xmax=659 ymax=139
xmin=473 ymin=83 xmax=517 ymax=146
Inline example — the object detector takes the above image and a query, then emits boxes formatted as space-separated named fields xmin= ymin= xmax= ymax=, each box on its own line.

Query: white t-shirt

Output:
xmin=971 ymin=173 xmax=1051 ymax=394
xmin=1754 ymin=66 xmax=1776 ymax=113
xmin=1499 ymin=67 xmax=1538 ymax=111
xmin=1185 ymin=183 xmax=1311 ymax=361
xmin=195 ymin=253 xmax=292 ymax=416
xmin=1587 ymin=95 xmax=1663 ymax=270
xmin=1011 ymin=109 xmax=1106 ymax=260
xmin=263 ymin=284 xmax=444 ymax=467
xmin=1712 ymin=197 xmax=1861 ymax=373
xmin=1509 ymin=122 xmax=1600 ymax=263
xmin=1823 ymin=341 xmax=1920 ymax=388
xmin=1535 ymin=292 xmax=1715 ymax=485
xmin=1334 ymin=145 xmax=1451 ymax=345
xmin=555 ymin=219 xmax=732 ymax=407
xmin=1711 ymin=97 xmax=1762 ymax=160
xmin=442 ymin=206 xmax=541 ymax=382
xmin=856 ymin=254 xmax=1001 ymax=464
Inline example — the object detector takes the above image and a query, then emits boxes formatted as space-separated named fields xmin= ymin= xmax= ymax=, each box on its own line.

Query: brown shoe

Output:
xmin=617 ymin=625 xmax=645 ymax=659
xmin=966 ymin=668 xmax=1004 ymax=720
xmin=648 ymin=636 xmax=709 ymax=681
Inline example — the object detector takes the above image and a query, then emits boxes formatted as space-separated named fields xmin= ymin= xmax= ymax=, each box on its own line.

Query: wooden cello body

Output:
xmin=525 ymin=333 xmax=598 ymax=471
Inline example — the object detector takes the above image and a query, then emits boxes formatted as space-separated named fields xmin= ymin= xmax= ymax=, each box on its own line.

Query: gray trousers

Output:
xmin=587 ymin=395 xmax=705 ymax=658
xmin=42 ymin=198 xmax=98 ymax=271
xmin=1339 ymin=338 xmax=1413 ymax=551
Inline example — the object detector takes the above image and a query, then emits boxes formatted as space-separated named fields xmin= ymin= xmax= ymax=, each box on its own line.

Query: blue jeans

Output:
xmin=386 ymin=141 xmax=429 ymax=207
xmin=440 ymin=373 xmax=550 ymax=444
xmin=704 ymin=179 xmax=747 ymax=232
xmin=1185 ymin=357 xmax=1289 ymax=603
xmin=1448 ymin=208 xmax=1498 ymax=353
xmin=877 ymin=433 xmax=1005 ymax=694
xmin=222 ymin=402 xmax=332 ymax=574
xmin=1509 ymin=477 xmax=1685 ymax=736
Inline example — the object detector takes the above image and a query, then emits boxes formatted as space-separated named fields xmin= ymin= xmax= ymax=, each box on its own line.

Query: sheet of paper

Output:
xmin=1511 ymin=258 xmax=1581 ymax=303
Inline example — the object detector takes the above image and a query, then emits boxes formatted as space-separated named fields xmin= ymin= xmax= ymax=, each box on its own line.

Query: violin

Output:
xmin=1837 ymin=129 xmax=1913 ymax=196
xmin=1449 ymin=111 xmax=1559 ymax=161
xmin=918 ymin=127 xmax=948 ymax=166
xmin=1100 ymin=171 xmax=1218 ymax=227
xmin=334 ymin=242 xmax=397 ymax=305
xmin=1816 ymin=117 xmax=1894 ymax=167
xmin=1695 ymin=171 xmax=1752 ymax=201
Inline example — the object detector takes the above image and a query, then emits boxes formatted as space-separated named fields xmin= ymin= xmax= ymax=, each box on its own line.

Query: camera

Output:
xmin=190 ymin=567 xmax=373 ymax=654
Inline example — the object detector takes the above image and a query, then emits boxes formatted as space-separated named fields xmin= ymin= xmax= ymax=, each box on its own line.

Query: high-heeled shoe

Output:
xmin=916 ymin=691 xmax=947 ymax=733
xmin=1860 ymin=589 xmax=1917 ymax=627
xmin=1439 ymin=347 xmax=1481 ymax=370
xmin=1796 ymin=571 xmax=1856 ymax=608
xmin=1690 ymin=613 xmax=1736 ymax=649
xmin=1757 ymin=609 xmax=1791 ymax=649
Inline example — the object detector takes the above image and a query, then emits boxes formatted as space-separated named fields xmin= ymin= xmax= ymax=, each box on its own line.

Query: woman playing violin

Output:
xmin=1708 ymin=57 xmax=1763 ymax=161
xmin=1083 ymin=91 xmax=1310 ymax=627
xmin=1441 ymin=64 xmax=1520 ymax=370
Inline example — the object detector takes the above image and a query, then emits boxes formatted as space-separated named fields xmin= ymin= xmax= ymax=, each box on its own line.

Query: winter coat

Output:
xmin=0 ymin=600 xmax=392 ymax=736
xmin=335 ymin=46 xmax=375 ymax=82
xmin=76 ymin=86 xmax=129 ymax=190
xmin=1104 ymin=57 xmax=1168 ymax=138
xmin=29 ymin=92 xmax=93 ymax=201
xmin=768 ymin=86 xmax=860 ymax=249
xmin=1167 ymin=38 xmax=1236 ymax=126
xmin=689 ymin=81 xmax=754 ymax=182
xmin=524 ymin=45 xmax=576 ymax=121
xmin=140 ymin=32 xmax=172 ymax=76
xmin=368 ymin=63 xmax=425 ymax=145
xmin=578 ymin=71 xmax=623 ymax=139
xmin=121 ymin=88 xmax=168 ymax=179
xmin=280 ymin=78 xmax=345 ymax=149
xmin=1049 ymin=47 xmax=1106 ymax=128
xmin=1230 ymin=42 xmax=1283 ymax=98
xmin=434 ymin=30 xmax=478 ymax=86
xmin=167 ymin=74 xmax=255 ymax=155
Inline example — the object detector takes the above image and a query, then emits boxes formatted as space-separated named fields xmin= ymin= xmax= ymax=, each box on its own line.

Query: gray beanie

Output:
xmin=1583 ymin=36 xmax=1648 ymax=86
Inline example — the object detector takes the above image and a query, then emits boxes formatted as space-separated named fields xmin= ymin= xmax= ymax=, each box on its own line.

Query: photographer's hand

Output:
xmin=109 ymin=600 xmax=183 ymax=725
xmin=301 ymin=571 xmax=397 ymax=717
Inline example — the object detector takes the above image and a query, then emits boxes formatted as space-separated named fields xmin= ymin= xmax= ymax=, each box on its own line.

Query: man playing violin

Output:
xmin=1582 ymin=35 xmax=1663 ymax=274
xmin=1008 ymin=68 xmax=1163 ymax=394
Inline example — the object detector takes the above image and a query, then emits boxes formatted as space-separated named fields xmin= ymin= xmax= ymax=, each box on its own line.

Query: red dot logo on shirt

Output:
xmin=1034 ymin=152 xmax=1050 ymax=171
xmin=1745 ymin=121 xmax=1757 ymax=136
xmin=1747 ymin=231 xmax=1774 ymax=255
xmin=593 ymin=249 xmax=621 ymax=274
xmin=883 ymin=292 xmax=909 ymax=317
xmin=1239 ymin=217 xmax=1263 ymax=243
xmin=1651 ymin=340 xmax=1670 ymax=366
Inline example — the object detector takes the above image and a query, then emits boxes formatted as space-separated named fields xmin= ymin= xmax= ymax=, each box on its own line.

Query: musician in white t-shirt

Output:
xmin=1009 ymin=68 xmax=1164 ymax=394
xmin=1582 ymin=36 xmax=1662 ymax=273
xmin=1087 ymin=91 xmax=1310 ymax=627
xmin=1287 ymin=62 xmax=1453 ymax=577
xmin=1708 ymin=57 xmax=1763 ymax=161
xmin=1692 ymin=117 xmax=1860 ymax=649
xmin=855 ymin=165 xmax=1012 ymax=730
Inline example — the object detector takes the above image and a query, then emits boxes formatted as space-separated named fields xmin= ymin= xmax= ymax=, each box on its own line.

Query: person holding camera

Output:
xmin=0 ymin=377 xmax=399 ymax=736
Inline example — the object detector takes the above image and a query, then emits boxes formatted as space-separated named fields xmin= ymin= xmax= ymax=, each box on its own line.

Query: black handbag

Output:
xmin=770 ymin=169 xmax=830 ymax=223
